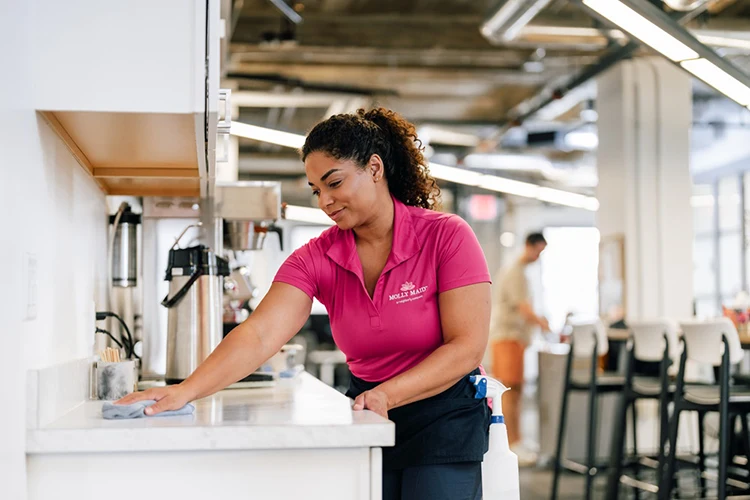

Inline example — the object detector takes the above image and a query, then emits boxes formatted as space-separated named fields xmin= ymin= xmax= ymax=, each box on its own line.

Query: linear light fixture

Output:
xmin=284 ymin=205 xmax=334 ymax=225
xmin=581 ymin=0 xmax=750 ymax=108
xmin=681 ymin=58 xmax=750 ymax=106
xmin=231 ymin=122 xmax=305 ymax=149
xmin=231 ymin=122 xmax=599 ymax=211
xmin=582 ymin=0 xmax=697 ymax=62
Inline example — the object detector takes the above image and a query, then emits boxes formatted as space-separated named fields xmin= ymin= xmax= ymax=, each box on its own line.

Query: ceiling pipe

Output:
xmin=266 ymin=0 xmax=302 ymax=24
xmin=481 ymin=0 xmax=555 ymax=43
xmin=663 ymin=0 xmax=711 ymax=10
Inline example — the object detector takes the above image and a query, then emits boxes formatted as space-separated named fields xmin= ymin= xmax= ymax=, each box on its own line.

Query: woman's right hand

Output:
xmin=115 ymin=385 xmax=194 ymax=416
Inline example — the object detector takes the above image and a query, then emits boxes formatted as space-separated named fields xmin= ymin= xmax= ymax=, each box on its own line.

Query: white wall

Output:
xmin=0 ymin=1 xmax=108 ymax=496
xmin=18 ymin=120 xmax=109 ymax=369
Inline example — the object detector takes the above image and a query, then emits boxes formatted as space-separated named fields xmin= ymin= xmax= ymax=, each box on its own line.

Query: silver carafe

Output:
xmin=162 ymin=243 xmax=229 ymax=384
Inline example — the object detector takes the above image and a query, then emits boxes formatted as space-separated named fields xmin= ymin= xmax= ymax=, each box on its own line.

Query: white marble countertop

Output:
xmin=26 ymin=373 xmax=394 ymax=454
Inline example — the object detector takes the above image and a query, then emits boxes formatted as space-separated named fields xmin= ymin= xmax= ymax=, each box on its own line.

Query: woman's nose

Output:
xmin=318 ymin=191 xmax=334 ymax=209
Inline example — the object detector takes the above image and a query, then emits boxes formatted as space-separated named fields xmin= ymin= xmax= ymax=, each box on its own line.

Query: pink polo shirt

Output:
xmin=274 ymin=196 xmax=491 ymax=383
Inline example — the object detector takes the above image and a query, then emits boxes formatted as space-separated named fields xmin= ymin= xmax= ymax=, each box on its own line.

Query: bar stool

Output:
xmin=308 ymin=349 xmax=347 ymax=387
xmin=659 ymin=318 xmax=749 ymax=500
xmin=551 ymin=318 xmax=625 ymax=500
xmin=605 ymin=319 xmax=681 ymax=499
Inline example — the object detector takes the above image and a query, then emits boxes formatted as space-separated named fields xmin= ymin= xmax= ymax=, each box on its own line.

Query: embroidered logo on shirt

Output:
xmin=389 ymin=282 xmax=428 ymax=304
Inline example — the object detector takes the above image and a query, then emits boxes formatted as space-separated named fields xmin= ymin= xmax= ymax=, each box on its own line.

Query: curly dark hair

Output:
xmin=301 ymin=108 xmax=441 ymax=210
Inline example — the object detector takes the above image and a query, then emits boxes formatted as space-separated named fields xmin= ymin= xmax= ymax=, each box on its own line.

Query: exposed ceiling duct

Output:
xmin=480 ymin=0 xmax=554 ymax=43
xmin=266 ymin=0 xmax=302 ymax=24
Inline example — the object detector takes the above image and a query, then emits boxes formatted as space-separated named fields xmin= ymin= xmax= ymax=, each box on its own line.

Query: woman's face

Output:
xmin=305 ymin=152 xmax=384 ymax=230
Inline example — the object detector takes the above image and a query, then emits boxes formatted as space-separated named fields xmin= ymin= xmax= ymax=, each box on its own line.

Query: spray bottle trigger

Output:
xmin=470 ymin=375 xmax=488 ymax=399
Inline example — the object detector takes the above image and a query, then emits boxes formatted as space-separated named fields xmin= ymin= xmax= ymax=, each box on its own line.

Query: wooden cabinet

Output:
xmin=33 ymin=0 xmax=223 ymax=197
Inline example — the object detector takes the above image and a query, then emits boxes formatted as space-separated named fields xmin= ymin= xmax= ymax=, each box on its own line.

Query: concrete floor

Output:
xmin=517 ymin=383 xmax=617 ymax=500
xmin=520 ymin=467 xmax=610 ymax=500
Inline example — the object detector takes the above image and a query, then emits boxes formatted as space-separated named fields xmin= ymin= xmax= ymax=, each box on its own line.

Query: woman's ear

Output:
xmin=369 ymin=154 xmax=385 ymax=182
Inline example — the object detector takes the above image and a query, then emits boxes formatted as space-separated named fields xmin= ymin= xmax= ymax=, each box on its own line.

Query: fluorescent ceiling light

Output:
xmin=696 ymin=35 xmax=750 ymax=52
xmin=681 ymin=58 xmax=750 ymax=106
xmin=582 ymin=0 xmax=698 ymax=62
xmin=230 ymin=122 xmax=599 ymax=210
xmin=284 ymin=205 xmax=334 ymax=225
xmin=418 ymin=126 xmax=480 ymax=148
xmin=537 ymin=187 xmax=600 ymax=211
xmin=428 ymin=163 xmax=484 ymax=186
xmin=231 ymin=122 xmax=305 ymax=149
xmin=463 ymin=153 xmax=553 ymax=172
xmin=479 ymin=174 xmax=541 ymax=199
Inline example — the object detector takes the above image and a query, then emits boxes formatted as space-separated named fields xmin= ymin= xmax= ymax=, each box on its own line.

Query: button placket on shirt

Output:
xmin=369 ymin=274 xmax=386 ymax=329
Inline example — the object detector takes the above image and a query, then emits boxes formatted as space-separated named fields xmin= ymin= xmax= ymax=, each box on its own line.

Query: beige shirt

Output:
xmin=490 ymin=258 xmax=531 ymax=343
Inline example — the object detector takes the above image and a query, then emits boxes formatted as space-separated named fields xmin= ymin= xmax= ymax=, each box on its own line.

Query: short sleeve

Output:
xmin=437 ymin=216 xmax=492 ymax=293
xmin=273 ymin=244 xmax=319 ymax=300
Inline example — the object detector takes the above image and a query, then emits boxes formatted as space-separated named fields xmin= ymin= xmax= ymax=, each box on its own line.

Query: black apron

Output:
xmin=346 ymin=368 xmax=491 ymax=470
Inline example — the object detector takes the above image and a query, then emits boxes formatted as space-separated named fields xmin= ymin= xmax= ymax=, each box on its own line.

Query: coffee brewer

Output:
xmin=160 ymin=181 xmax=282 ymax=383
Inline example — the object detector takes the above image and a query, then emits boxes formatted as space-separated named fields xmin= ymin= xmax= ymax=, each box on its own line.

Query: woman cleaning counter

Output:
xmin=26 ymin=372 xmax=393 ymax=500
xmin=117 ymin=108 xmax=492 ymax=500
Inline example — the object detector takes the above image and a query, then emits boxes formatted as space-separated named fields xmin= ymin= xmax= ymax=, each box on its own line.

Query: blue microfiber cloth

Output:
xmin=101 ymin=400 xmax=195 ymax=419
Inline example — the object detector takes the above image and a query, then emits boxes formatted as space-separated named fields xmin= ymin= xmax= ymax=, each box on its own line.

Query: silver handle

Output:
xmin=171 ymin=222 xmax=203 ymax=250
xmin=218 ymin=89 xmax=232 ymax=132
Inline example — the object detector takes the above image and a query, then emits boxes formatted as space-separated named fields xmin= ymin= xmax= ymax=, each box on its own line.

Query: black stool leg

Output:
xmin=585 ymin=347 xmax=599 ymax=500
xmin=606 ymin=338 xmax=636 ymax=500
xmin=741 ymin=414 xmax=750 ymax=476
xmin=606 ymin=397 xmax=631 ymax=500
xmin=657 ymin=337 xmax=671 ymax=494
xmin=551 ymin=346 xmax=574 ymax=500
xmin=718 ymin=336 xmax=731 ymax=500
xmin=697 ymin=411 xmax=706 ymax=495
xmin=632 ymin=401 xmax=639 ymax=457
xmin=659 ymin=405 xmax=682 ymax=500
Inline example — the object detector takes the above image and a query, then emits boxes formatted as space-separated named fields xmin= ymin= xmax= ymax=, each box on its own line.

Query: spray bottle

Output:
xmin=470 ymin=375 xmax=520 ymax=500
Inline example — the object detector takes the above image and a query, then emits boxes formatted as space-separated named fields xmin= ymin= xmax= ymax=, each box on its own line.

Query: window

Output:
xmin=540 ymin=227 xmax=600 ymax=333
xmin=692 ymin=174 xmax=748 ymax=317
xmin=719 ymin=232 xmax=742 ymax=297
xmin=719 ymin=176 xmax=741 ymax=231
xmin=692 ymin=184 xmax=715 ymax=235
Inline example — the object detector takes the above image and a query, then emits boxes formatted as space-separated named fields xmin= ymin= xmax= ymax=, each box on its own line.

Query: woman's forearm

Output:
xmin=178 ymin=321 xmax=277 ymax=400
xmin=377 ymin=340 xmax=483 ymax=409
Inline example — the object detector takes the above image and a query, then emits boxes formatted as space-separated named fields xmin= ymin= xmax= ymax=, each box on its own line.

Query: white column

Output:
xmin=596 ymin=57 xmax=694 ymax=321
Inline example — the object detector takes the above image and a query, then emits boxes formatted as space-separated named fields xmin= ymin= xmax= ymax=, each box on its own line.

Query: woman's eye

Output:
xmin=329 ymin=181 xmax=341 ymax=188
xmin=312 ymin=190 xmax=320 ymax=197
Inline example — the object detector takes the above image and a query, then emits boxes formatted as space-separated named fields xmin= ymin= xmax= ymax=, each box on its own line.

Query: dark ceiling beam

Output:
xmin=228 ymin=63 xmax=553 ymax=87
xmin=226 ymin=72 xmax=399 ymax=96
xmin=229 ymin=43 xmax=603 ymax=69
xmin=232 ymin=14 xmax=498 ymax=50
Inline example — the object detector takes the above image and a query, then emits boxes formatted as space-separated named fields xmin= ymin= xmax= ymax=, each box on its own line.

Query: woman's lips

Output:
xmin=328 ymin=208 xmax=345 ymax=221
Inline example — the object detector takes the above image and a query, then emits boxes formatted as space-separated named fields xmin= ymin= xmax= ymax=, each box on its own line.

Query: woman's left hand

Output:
xmin=352 ymin=389 xmax=390 ymax=419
